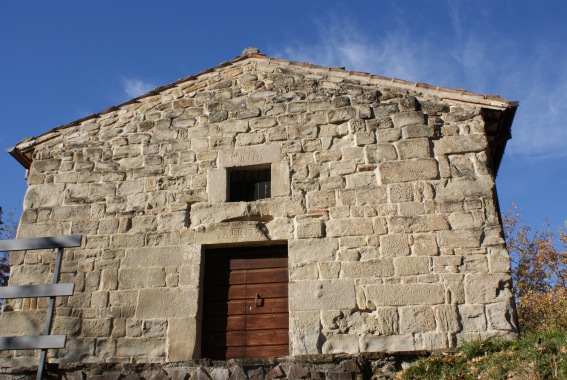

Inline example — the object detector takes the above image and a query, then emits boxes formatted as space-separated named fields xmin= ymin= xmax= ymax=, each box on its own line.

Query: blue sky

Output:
xmin=1 ymin=0 xmax=566 ymax=232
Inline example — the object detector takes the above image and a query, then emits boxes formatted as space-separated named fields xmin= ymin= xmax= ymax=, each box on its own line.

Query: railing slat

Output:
xmin=0 ymin=335 xmax=66 ymax=350
xmin=0 ymin=283 xmax=74 ymax=299
xmin=0 ymin=235 xmax=81 ymax=251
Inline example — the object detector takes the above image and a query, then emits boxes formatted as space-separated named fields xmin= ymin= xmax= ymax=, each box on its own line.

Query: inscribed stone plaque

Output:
xmin=195 ymin=221 xmax=270 ymax=244
xmin=218 ymin=144 xmax=281 ymax=167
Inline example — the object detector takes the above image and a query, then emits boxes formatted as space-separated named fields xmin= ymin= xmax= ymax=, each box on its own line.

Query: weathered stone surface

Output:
xmin=361 ymin=334 xmax=415 ymax=352
xmin=289 ymin=280 xmax=356 ymax=311
xmin=380 ymin=234 xmax=410 ymax=257
xmin=465 ymin=274 xmax=513 ymax=304
xmin=438 ymin=229 xmax=483 ymax=248
xmin=377 ymin=159 xmax=439 ymax=184
xmin=326 ymin=218 xmax=374 ymax=237
xmin=0 ymin=310 xmax=46 ymax=336
xmin=434 ymin=134 xmax=488 ymax=155
xmin=459 ymin=304 xmax=487 ymax=332
xmin=207 ymin=168 xmax=228 ymax=203
xmin=322 ymin=334 xmax=359 ymax=354
xmin=210 ymin=368 xmax=230 ymax=380
xmin=365 ymin=284 xmax=445 ymax=306
xmin=137 ymin=288 xmax=198 ymax=318
xmin=167 ymin=317 xmax=197 ymax=361
xmin=289 ymin=238 xmax=338 ymax=265
xmin=394 ymin=256 xmax=430 ymax=276
xmin=399 ymin=306 xmax=436 ymax=334
xmin=341 ymin=259 xmax=394 ymax=278
xmin=486 ymin=302 xmax=517 ymax=331
xmin=119 ymin=267 xmax=166 ymax=289
xmin=396 ymin=138 xmax=431 ymax=159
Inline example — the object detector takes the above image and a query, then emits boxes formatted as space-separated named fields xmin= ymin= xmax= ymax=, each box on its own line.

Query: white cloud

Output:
xmin=276 ymin=8 xmax=567 ymax=160
xmin=122 ymin=78 xmax=156 ymax=99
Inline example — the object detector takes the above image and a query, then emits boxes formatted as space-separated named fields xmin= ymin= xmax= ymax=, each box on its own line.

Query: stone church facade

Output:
xmin=2 ymin=48 xmax=518 ymax=367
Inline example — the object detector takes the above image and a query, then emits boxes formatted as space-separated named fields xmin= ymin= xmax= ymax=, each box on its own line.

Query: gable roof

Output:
xmin=7 ymin=48 xmax=518 ymax=172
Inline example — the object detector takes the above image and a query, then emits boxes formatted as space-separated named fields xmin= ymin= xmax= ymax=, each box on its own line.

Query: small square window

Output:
xmin=229 ymin=167 xmax=271 ymax=202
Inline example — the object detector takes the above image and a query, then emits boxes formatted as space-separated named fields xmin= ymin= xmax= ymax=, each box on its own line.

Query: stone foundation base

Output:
xmin=0 ymin=352 xmax=432 ymax=380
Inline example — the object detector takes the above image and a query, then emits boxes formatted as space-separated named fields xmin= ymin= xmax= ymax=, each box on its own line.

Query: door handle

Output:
xmin=255 ymin=293 xmax=262 ymax=308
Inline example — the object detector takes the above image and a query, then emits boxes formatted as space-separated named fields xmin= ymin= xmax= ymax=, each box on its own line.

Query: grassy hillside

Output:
xmin=398 ymin=328 xmax=567 ymax=379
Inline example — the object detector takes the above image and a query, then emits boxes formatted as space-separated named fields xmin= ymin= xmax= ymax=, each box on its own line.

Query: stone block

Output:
xmin=119 ymin=267 xmax=166 ymax=289
xmin=396 ymin=138 xmax=431 ymax=159
xmin=297 ymin=221 xmax=324 ymax=239
xmin=328 ymin=107 xmax=356 ymax=124
xmin=289 ymin=238 xmax=337 ymax=265
xmin=372 ymin=307 xmax=399 ymax=335
xmin=434 ymin=304 xmax=461 ymax=332
xmin=190 ymin=202 xmax=248 ymax=225
xmin=458 ymin=304 xmax=486 ymax=332
xmin=179 ymin=264 xmax=201 ymax=287
xmin=377 ymin=159 xmax=438 ymax=184
xmin=440 ymin=177 xmax=493 ymax=201
xmin=109 ymin=290 xmax=139 ymax=307
xmin=321 ymin=333 xmax=359 ymax=354
xmin=433 ymin=256 xmax=463 ymax=274
xmin=290 ymin=311 xmax=321 ymax=355
xmin=486 ymin=302 xmax=517 ymax=331
xmin=465 ymin=274 xmax=512 ymax=304
xmin=365 ymin=284 xmax=445 ymax=306
xmin=307 ymin=190 xmax=337 ymax=209
xmin=82 ymin=319 xmax=112 ymax=337
xmin=210 ymin=369 xmax=230 ymax=380
xmin=392 ymin=111 xmax=425 ymax=128
xmin=394 ymin=256 xmax=430 ymax=276
xmin=380 ymin=234 xmax=410 ymax=257
xmin=168 ymin=317 xmax=198 ymax=361
xmin=0 ymin=310 xmax=46 ymax=336
xmin=8 ymin=264 xmax=51 ymax=285
xmin=290 ymin=262 xmax=319 ymax=281
xmin=414 ymin=332 xmax=449 ymax=350
xmin=345 ymin=172 xmax=376 ymax=189
xmin=289 ymin=279 xmax=356 ymax=311
xmin=434 ymin=134 xmax=488 ymax=155
xmin=52 ymin=316 xmax=82 ymax=335
xmin=326 ymin=219 xmax=374 ymax=237
xmin=360 ymin=334 xmax=415 ymax=352
xmin=399 ymin=306 xmax=436 ymax=333
xmin=462 ymin=255 xmax=489 ymax=273
xmin=207 ymin=168 xmax=228 ymax=203
xmin=52 ymin=205 xmax=92 ymax=221
xmin=365 ymin=144 xmax=398 ymax=164
xmin=340 ymin=259 xmax=394 ymax=278
xmin=438 ymin=229 xmax=483 ymax=249
xmin=137 ymin=288 xmax=199 ymax=318
xmin=218 ymin=144 xmax=280 ymax=167
xmin=355 ymin=188 xmax=388 ymax=205
xmin=116 ymin=338 xmax=166 ymax=357
xmin=488 ymin=248 xmax=511 ymax=273
xmin=272 ymin=161 xmax=291 ymax=197
xmin=402 ymin=125 xmax=435 ymax=139
xmin=412 ymin=233 xmax=438 ymax=256
xmin=123 ymin=245 xmax=198 ymax=267
xmin=318 ymin=262 xmax=341 ymax=279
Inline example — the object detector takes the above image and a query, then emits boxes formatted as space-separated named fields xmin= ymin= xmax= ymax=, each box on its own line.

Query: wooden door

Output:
xmin=202 ymin=245 xmax=289 ymax=359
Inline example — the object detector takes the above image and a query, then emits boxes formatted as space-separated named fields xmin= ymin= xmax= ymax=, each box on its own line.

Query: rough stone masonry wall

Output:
xmin=0 ymin=57 xmax=517 ymax=367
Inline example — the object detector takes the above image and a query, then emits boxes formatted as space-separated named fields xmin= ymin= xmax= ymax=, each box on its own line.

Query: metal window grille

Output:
xmin=229 ymin=168 xmax=271 ymax=201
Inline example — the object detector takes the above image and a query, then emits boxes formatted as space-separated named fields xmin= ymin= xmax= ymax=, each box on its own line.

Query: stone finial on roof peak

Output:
xmin=242 ymin=47 xmax=261 ymax=56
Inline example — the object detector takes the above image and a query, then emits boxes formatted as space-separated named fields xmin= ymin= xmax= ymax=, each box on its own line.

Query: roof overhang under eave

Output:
xmin=489 ymin=102 xmax=518 ymax=177
xmin=7 ymin=145 xmax=33 ymax=170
